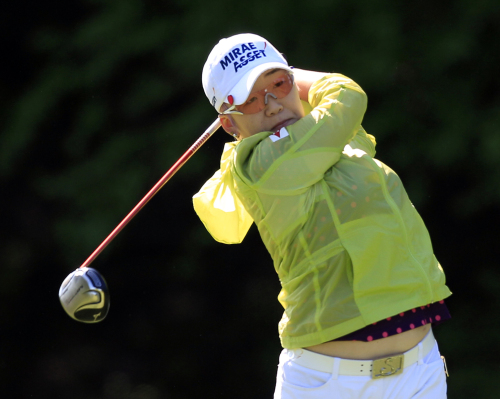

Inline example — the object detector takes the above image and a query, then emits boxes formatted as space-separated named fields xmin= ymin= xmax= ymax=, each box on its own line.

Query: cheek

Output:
xmin=295 ymin=102 xmax=306 ymax=118
xmin=234 ymin=115 xmax=265 ymax=138
xmin=286 ymin=100 xmax=305 ymax=118
xmin=286 ymin=88 xmax=305 ymax=117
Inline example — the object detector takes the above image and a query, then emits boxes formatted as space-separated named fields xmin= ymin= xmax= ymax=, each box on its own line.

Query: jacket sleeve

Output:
xmin=347 ymin=126 xmax=376 ymax=158
xmin=233 ymin=74 xmax=368 ymax=195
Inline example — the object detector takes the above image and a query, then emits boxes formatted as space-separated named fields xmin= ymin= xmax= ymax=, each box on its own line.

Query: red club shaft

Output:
xmin=80 ymin=118 xmax=221 ymax=269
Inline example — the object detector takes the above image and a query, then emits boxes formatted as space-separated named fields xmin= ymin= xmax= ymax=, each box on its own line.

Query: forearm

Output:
xmin=292 ymin=68 xmax=330 ymax=102
xmin=242 ymin=74 xmax=368 ymax=192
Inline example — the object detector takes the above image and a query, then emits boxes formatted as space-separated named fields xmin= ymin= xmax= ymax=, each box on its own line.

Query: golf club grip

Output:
xmin=79 ymin=118 xmax=222 ymax=269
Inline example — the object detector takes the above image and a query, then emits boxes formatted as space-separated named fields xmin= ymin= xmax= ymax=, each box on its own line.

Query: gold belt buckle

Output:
xmin=372 ymin=355 xmax=404 ymax=379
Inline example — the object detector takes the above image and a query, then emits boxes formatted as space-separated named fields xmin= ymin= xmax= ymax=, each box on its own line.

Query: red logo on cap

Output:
xmin=228 ymin=95 xmax=234 ymax=105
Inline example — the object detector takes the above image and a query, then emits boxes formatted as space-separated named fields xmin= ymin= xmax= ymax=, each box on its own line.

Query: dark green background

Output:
xmin=1 ymin=0 xmax=499 ymax=397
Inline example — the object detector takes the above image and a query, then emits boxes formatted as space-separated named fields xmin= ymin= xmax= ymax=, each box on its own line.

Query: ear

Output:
xmin=219 ymin=115 xmax=239 ymax=137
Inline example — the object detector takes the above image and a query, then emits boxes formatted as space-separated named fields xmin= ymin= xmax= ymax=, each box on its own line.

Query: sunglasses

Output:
xmin=221 ymin=71 xmax=294 ymax=115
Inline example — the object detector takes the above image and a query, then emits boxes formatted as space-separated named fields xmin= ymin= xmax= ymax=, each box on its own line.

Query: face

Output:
xmin=220 ymin=69 xmax=305 ymax=140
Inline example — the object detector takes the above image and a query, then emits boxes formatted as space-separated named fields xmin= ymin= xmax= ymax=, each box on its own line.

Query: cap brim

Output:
xmin=229 ymin=63 xmax=294 ymax=106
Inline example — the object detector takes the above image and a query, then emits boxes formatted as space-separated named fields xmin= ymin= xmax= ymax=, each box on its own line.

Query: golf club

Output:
xmin=60 ymin=118 xmax=221 ymax=323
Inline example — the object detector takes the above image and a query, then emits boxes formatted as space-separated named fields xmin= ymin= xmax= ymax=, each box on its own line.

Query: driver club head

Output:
xmin=59 ymin=267 xmax=110 ymax=323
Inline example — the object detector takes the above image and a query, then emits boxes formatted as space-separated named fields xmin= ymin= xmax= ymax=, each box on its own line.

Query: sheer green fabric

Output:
xmin=193 ymin=141 xmax=253 ymax=244
xmin=194 ymin=74 xmax=451 ymax=349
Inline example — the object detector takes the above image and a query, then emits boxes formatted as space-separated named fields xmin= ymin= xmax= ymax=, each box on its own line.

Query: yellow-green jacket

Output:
xmin=193 ymin=74 xmax=451 ymax=349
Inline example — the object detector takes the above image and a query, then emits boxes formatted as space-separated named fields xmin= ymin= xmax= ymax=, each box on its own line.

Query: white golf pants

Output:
xmin=274 ymin=332 xmax=447 ymax=398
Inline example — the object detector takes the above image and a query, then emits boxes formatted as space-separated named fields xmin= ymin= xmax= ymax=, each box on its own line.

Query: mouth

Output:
xmin=271 ymin=118 xmax=296 ymax=133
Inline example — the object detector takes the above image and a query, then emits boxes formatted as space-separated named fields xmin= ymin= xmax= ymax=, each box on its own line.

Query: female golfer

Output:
xmin=194 ymin=33 xmax=451 ymax=398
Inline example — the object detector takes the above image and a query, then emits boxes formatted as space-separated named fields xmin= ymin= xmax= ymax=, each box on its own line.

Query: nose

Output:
xmin=264 ymin=92 xmax=277 ymax=105
xmin=264 ymin=93 xmax=283 ymax=116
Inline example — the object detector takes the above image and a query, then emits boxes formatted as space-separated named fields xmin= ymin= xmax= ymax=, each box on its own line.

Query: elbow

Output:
xmin=351 ymin=86 xmax=368 ymax=113
xmin=360 ymin=91 xmax=368 ymax=113
xmin=346 ymin=87 xmax=368 ymax=122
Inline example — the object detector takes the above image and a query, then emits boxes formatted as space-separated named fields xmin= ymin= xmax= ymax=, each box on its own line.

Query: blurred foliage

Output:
xmin=1 ymin=0 xmax=500 ymax=397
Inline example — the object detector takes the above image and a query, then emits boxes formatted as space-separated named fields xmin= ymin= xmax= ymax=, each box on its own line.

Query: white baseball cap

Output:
xmin=202 ymin=33 xmax=293 ymax=113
